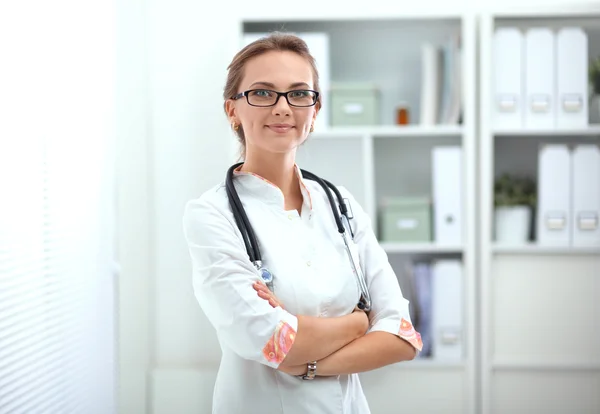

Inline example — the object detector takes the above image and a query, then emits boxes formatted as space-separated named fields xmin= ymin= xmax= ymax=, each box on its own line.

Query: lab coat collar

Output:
xmin=232 ymin=164 xmax=314 ymax=212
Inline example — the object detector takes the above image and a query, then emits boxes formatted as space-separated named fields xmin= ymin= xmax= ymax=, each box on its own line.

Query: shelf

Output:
xmin=492 ymin=360 xmax=600 ymax=371
xmin=492 ymin=244 xmax=600 ymax=255
xmin=312 ymin=125 xmax=463 ymax=139
xmin=242 ymin=13 xmax=465 ymax=23
xmin=493 ymin=126 xmax=600 ymax=137
xmin=381 ymin=242 xmax=463 ymax=254
xmin=371 ymin=125 xmax=463 ymax=138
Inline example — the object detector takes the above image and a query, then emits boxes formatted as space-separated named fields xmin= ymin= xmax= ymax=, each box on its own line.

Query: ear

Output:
xmin=312 ymin=101 xmax=320 ymax=123
xmin=225 ymin=99 xmax=237 ymax=124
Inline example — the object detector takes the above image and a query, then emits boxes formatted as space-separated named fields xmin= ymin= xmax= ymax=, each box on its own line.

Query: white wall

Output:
xmin=116 ymin=0 xmax=598 ymax=413
xmin=116 ymin=0 xmax=152 ymax=413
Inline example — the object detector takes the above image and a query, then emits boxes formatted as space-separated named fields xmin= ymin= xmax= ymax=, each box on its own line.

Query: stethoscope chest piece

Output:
xmin=254 ymin=260 xmax=274 ymax=289
xmin=259 ymin=267 xmax=273 ymax=284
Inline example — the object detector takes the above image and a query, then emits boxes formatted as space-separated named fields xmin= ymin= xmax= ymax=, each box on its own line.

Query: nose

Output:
xmin=271 ymin=94 xmax=292 ymax=116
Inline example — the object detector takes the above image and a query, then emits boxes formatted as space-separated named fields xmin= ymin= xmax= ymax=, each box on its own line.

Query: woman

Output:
xmin=182 ymin=32 xmax=422 ymax=414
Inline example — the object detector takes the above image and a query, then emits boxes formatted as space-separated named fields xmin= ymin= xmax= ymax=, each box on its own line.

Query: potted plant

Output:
xmin=494 ymin=173 xmax=536 ymax=244
xmin=589 ymin=55 xmax=600 ymax=124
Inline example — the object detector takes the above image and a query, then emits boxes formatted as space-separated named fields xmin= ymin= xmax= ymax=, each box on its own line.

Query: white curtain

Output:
xmin=0 ymin=1 xmax=117 ymax=413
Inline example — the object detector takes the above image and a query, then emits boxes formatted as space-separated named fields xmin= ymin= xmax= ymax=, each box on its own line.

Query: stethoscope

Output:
xmin=225 ymin=162 xmax=372 ymax=312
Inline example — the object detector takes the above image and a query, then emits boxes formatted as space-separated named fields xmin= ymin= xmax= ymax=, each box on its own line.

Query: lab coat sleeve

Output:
xmin=182 ymin=195 xmax=299 ymax=369
xmin=338 ymin=187 xmax=423 ymax=353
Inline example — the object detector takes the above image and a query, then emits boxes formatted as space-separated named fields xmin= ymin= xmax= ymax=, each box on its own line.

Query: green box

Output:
xmin=379 ymin=197 xmax=432 ymax=243
xmin=330 ymin=83 xmax=379 ymax=126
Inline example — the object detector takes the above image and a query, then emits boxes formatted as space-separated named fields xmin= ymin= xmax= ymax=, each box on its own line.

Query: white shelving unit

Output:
xmin=243 ymin=14 xmax=477 ymax=414
xmin=381 ymin=242 xmax=463 ymax=254
xmin=479 ymin=10 xmax=600 ymax=414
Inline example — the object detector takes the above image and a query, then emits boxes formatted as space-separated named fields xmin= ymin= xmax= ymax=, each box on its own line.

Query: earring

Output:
xmin=309 ymin=124 xmax=314 ymax=133
xmin=232 ymin=122 xmax=239 ymax=131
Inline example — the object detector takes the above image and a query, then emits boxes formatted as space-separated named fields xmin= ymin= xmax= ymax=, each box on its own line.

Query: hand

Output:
xmin=253 ymin=281 xmax=285 ymax=310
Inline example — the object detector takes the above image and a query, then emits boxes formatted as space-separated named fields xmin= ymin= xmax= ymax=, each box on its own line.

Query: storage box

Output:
xmin=379 ymin=197 xmax=432 ymax=242
xmin=330 ymin=83 xmax=379 ymax=126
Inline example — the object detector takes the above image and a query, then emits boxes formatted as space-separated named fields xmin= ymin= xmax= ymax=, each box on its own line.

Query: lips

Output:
xmin=267 ymin=124 xmax=294 ymax=133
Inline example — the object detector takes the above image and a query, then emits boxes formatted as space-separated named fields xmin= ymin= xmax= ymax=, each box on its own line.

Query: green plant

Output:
xmin=590 ymin=56 xmax=600 ymax=95
xmin=494 ymin=173 xmax=536 ymax=208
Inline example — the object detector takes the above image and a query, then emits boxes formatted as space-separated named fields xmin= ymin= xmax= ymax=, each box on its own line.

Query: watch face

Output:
xmin=260 ymin=268 xmax=273 ymax=284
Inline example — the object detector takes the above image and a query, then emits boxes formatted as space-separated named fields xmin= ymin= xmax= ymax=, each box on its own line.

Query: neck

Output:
xmin=241 ymin=148 xmax=302 ymax=210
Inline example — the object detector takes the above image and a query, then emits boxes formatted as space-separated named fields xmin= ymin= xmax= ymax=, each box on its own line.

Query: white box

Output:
xmin=524 ymin=28 xmax=555 ymax=130
xmin=537 ymin=144 xmax=571 ymax=246
xmin=493 ymin=28 xmax=524 ymax=130
xmin=431 ymin=260 xmax=463 ymax=360
xmin=556 ymin=28 xmax=589 ymax=129
xmin=572 ymin=145 xmax=600 ymax=247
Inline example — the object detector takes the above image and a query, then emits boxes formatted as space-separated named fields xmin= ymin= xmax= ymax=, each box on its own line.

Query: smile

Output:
xmin=267 ymin=124 xmax=294 ymax=133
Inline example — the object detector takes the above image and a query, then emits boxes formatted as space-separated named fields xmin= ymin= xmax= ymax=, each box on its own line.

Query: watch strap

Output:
xmin=301 ymin=361 xmax=317 ymax=380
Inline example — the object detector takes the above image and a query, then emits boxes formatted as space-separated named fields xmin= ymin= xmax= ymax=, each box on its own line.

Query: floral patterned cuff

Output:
xmin=262 ymin=320 xmax=297 ymax=365
xmin=399 ymin=318 xmax=423 ymax=352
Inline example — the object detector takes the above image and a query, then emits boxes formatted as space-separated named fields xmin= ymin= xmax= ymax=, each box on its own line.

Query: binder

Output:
xmin=493 ymin=28 xmax=524 ymax=130
xmin=432 ymin=146 xmax=463 ymax=245
xmin=242 ymin=33 xmax=330 ymax=129
xmin=412 ymin=262 xmax=433 ymax=358
xmin=524 ymin=28 xmax=555 ymax=130
xmin=537 ymin=144 xmax=571 ymax=246
xmin=431 ymin=260 xmax=463 ymax=360
xmin=556 ymin=28 xmax=589 ymax=129
xmin=419 ymin=43 xmax=442 ymax=126
xmin=572 ymin=145 xmax=600 ymax=247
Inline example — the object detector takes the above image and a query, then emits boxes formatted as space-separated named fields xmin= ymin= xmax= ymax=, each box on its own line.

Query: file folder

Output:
xmin=572 ymin=145 xmax=600 ymax=247
xmin=537 ymin=144 xmax=571 ymax=246
xmin=431 ymin=260 xmax=463 ymax=360
xmin=556 ymin=28 xmax=589 ymax=129
xmin=432 ymin=146 xmax=463 ymax=245
xmin=524 ymin=28 xmax=555 ymax=130
xmin=493 ymin=28 xmax=524 ymax=130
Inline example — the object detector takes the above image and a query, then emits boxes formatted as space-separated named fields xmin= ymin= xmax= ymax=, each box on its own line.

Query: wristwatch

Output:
xmin=301 ymin=361 xmax=317 ymax=380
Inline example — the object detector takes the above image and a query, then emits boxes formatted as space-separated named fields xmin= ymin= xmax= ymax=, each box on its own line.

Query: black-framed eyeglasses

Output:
xmin=232 ymin=89 xmax=319 ymax=108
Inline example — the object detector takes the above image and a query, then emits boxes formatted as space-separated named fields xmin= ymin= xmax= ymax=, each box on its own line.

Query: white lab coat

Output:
xmin=182 ymin=165 xmax=422 ymax=414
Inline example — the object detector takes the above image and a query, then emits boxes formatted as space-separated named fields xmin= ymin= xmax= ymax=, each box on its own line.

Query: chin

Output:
xmin=261 ymin=139 xmax=305 ymax=155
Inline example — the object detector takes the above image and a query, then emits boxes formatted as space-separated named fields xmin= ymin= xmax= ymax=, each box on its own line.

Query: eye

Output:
xmin=251 ymin=89 xmax=273 ymax=98
xmin=289 ymin=90 xmax=310 ymax=98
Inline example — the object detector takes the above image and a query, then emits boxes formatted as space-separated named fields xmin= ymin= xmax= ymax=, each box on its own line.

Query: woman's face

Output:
xmin=226 ymin=50 xmax=319 ymax=156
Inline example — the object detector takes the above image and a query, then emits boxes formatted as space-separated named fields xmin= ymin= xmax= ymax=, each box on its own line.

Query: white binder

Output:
xmin=524 ymin=28 xmax=556 ymax=130
xmin=431 ymin=259 xmax=463 ymax=360
xmin=419 ymin=43 xmax=442 ymax=126
xmin=242 ymin=33 xmax=330 ymax=129
xmin=537 ymin=144 xmax=571 ymax=246
xmin=432 ymin=146 xmax=463 ymax=245
xmin=572 ymin=145 xmax=600 ymax=247
xmin=556 ymin=28 xmax=589 ymax=129
xmin=493 ymin=28 xmax=524 ymax=130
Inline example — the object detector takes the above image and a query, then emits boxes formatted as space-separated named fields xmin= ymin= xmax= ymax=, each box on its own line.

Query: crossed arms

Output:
xmin=253 ymin=281 xmax=418 ymax=377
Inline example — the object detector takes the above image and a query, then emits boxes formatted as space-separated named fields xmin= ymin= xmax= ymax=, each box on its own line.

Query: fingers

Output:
xmin=252 ymin=281 xmax=284 ymax=309
xmin=253 ymin=281 xmax=270 ymax=293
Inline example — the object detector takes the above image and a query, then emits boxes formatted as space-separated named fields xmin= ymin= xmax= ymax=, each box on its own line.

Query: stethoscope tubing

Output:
xmin=225 ymin=162 xmax=372 ymax=312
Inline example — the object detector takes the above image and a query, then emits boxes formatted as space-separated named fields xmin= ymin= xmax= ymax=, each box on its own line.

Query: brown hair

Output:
xmin=223 ymin=32 xmax=322 ymax=158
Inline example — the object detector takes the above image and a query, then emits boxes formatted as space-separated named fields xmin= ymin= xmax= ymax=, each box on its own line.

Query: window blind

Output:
xmin=0 ymin=1 xmax=117 ymax=413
